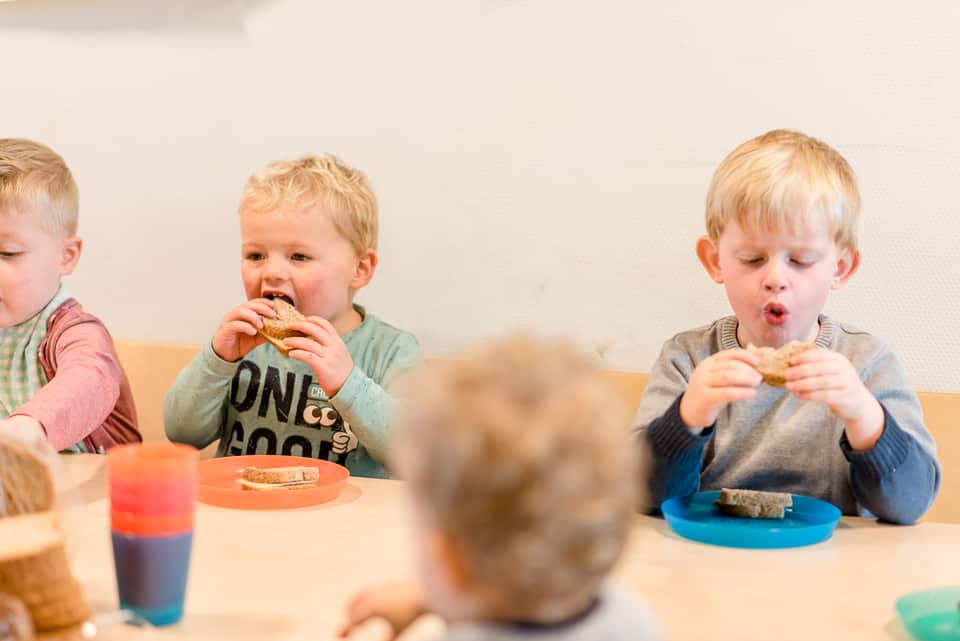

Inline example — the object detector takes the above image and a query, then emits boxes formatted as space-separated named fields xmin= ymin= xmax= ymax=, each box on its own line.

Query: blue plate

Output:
xmin=660 ymin=490 xmax=841 ymax=549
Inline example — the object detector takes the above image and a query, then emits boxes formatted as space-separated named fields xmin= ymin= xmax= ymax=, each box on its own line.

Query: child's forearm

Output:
xmin=846 ymin=406 xmax=941 ymax=524
xmin=15 ymin=331 xmax=121 ymax=450
xmin=639 ymin=396 xmax=710 ymax=512
xmin=842 ymin=397 xmax=885 ymax=451
xmin=163 ymin=342 xmax=238 ymax=448
xmin=330 ymin=367 xmax=393 ymax=466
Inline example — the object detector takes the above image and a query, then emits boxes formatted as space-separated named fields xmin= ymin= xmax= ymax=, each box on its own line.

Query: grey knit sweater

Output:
xmin=632 ymin=315 xmax=940 ymax=524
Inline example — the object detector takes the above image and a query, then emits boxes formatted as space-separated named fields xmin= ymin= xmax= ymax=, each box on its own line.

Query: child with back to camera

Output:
xmin=164 ymin=153 xmax=419 ymax=478
xmin=0 ymin=138 xmax=141 ymax=461
xmin=633 ymin=129 xmax=940 ymax=524
xmin=338 ymin=334 xmax=662 ymax=641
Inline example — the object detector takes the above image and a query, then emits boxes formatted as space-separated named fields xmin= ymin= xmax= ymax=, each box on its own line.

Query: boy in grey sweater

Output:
xmin=337 ymin=335 xmax=661 ymax=641
xmin=633 ymin=129 xmax=940 ymax=524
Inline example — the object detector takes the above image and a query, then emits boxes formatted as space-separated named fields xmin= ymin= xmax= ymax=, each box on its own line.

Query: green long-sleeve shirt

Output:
xmin=164 ymin=306 xmax=420 ymax=478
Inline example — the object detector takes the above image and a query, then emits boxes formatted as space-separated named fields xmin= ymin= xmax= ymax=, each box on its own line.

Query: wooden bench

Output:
xmin=114 ymin=340 xmax=960 ymax=524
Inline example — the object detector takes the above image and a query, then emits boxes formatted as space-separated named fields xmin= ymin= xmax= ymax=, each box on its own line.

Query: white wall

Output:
xmin=2 ymin=0 xmax=959 ymax=391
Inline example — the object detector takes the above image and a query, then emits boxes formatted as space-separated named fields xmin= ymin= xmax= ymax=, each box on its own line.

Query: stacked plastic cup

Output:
xmin=106 ymin=443 xmax=199 ymax=626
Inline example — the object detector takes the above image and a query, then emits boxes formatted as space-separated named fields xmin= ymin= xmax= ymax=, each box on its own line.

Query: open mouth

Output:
xmin=763 ymin=302 xmax=788 ymax=325
xmin=263 ymin=292 xmax=295 ymax=306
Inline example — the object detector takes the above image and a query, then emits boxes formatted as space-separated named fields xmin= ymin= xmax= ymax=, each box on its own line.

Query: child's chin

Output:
xmin=754 ymin=326 xmax=793 ymax=347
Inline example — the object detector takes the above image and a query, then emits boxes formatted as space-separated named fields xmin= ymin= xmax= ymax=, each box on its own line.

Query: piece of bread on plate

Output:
xmin=716 ymin=487 xmax=793 ymax=519
xmin=258 ymin=299 xmax=310 ymax=356
xmin=236 ymin=466 xmax=321 ymax=491
xmin=747 ymin=341 xmax=814 ymax=387
xmin=240 ymin=466 xmax=320 ymax=485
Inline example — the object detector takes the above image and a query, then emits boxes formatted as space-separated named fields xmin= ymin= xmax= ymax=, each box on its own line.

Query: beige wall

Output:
xmin=2 ymin=0 xmax=958 ymax=391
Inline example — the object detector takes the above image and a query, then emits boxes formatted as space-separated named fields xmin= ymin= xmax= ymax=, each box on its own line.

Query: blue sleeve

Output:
xmin=842 ymin=404 xmax=941 ymax=524
xmin=641 ymin=395 xmax=714 ymax=513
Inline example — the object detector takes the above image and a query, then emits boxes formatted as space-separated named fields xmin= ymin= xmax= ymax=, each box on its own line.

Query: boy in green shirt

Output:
xmin=165 ymin=154 xmax=420 ymax=478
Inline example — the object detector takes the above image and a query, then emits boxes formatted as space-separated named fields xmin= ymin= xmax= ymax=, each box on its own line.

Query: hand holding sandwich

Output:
xmin=211 ymin=298 xmax=274 ymax=362
xmin=783 ymin=347 xmax=884 ymax=450
xmin=680 ymin=348 xmax=761 ymax=431
xmin=283 ymin=316 xmax=354 ymax=397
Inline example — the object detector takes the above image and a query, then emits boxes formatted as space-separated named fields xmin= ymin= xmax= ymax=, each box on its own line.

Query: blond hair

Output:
xmin=394 ymin=334 xmax=638 ymax=618
xmin=239 ymin=154 xmax=377 ymax=254
xmin=0 ymin=138 xmax=79 ymax=237
xmin=705 ymin=129 xmax=861 ymax=250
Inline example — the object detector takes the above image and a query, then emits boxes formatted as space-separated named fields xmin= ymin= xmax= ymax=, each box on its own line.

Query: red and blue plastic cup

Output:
xmin=107 ymin=443 xmax=199 ymax=626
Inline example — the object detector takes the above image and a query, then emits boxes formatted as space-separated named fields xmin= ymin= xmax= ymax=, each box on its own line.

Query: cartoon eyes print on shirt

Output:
xmin=304 ymin=405 xmax=339 ymax=427
xmin=302 ymin=403 xmax=359 ymax=455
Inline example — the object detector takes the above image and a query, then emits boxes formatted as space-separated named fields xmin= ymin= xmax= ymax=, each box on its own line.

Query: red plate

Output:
xmin=195 ymin=455 xmax=349 ymax=510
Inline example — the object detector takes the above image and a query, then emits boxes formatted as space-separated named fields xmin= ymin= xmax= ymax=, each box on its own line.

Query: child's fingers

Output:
xmin=705 ymin=362 xmax=762 ymax=388
xmin=225 ymin=307 xmax=265 ymax=330
xmin=284 ymin=336 xmax=325 ymax=355
xmin=223 ymin=319 xmax=259 ymax=337
xmin=785 ymin=359 xmax=846 ymax=383
xmin=336 ymin=592 xmax=382 ymax=639
xmin=789 ymin=387 xmax=846 ymax=406
xmin=245 ymin=299 xmax=276 ymax=318
xmin=288 ymin=317 xmax=339 ymax=344
xmin=283 ymin=321 xmax=329 ymax=345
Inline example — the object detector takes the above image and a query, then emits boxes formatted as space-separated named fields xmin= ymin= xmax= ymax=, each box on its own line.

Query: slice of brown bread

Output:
xmin=258 ymin=299 xmax=309 ymax=356
xmin=0 ymin=440 xmax=55 ymax=517
xmin=241 ymin=466 xmax=320 ymax=484
xmin=747 ymin=341 xmax=814 ymax=387
xmin=0 ymin=512 xmax=90 ymax=634
xmin=716 ymin=488 xmax=793 ymax=519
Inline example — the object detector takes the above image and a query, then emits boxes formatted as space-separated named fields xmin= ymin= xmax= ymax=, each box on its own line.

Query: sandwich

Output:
xmin=747 ymin=341 xmax=814 ymax=387
xmin=258 ymin=298 xmax=309 ymax=356
xmin=715 ymin=488 xmax=793 ymax=519
xmin=236 ymin=466 xmax=320 ymax=491
xmin=0 ymin=440 xmax=55 ymax=517
xmin=0 ymin=442 xmax=91 ymax=634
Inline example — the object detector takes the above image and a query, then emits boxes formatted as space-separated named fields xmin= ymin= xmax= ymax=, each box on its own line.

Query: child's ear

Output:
xmin=832 ymin=246 xmax=860 ymax=290
xmin=695 ymin=235 xmax=724 ymax=283
xmin=59 ymin=236 xmax=83 ymax=277
xmin=351 ymin=249 xmax=378 ymax=290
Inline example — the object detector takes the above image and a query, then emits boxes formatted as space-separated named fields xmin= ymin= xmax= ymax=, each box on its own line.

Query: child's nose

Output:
xmin=762 ymin=260 xmax=788 ymax=291
xmin=262 ymin=256 xmax=289 ymax=282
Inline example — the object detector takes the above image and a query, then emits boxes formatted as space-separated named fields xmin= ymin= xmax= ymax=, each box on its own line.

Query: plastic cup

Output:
xmin=106 ymin=443 xmax=199 ymax=626
xmin=895 ymin=586 xmax=960 ymax=641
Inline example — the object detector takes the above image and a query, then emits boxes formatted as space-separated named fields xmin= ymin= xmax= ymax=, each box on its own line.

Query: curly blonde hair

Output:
xmin=239 ymin=153 xmax=377 ymax=254
xmin=705 ymin=129 xmax=861 ymax=250
xmin=394 ymin=334 xmax=638 ymax=618
xmin=0 ymin=138 xmax=79 ymax=237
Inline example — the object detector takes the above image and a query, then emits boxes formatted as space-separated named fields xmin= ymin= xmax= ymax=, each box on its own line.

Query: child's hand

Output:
xmin=284 ymin=317 xmax=354 ymax=397
xmin=0 ymin=415 xmax=58 ymax=469
xmin=211 ymin=299 xmax=274 ymax=362
xmin=784 ymin=348 xmax=885 ymax=450
xmin=680 ymin=349 xmax=762 ymax=431
xmin=336 ymin=581 xmax=425 ymax=640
